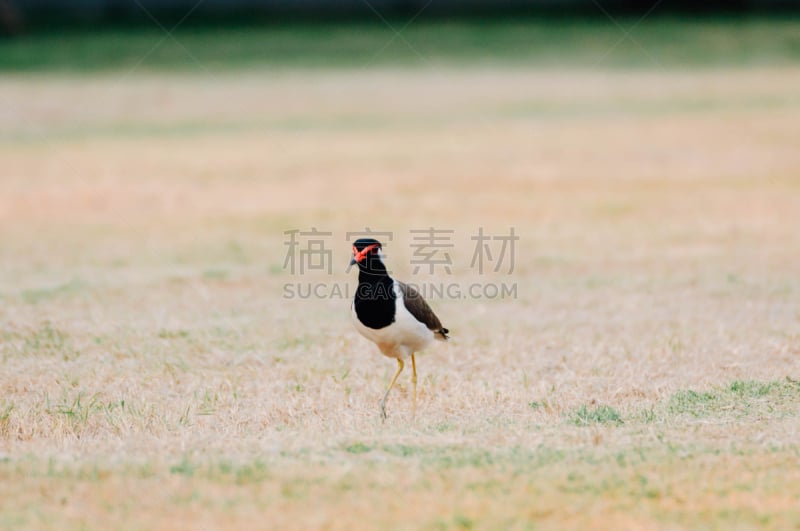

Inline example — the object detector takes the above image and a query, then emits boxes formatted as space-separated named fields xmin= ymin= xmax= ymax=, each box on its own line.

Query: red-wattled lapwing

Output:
xmin=349 ymin=238 xmax=449 ymax=419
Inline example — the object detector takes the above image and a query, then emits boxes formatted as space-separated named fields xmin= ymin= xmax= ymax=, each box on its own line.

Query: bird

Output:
xmin=349 ymin=238 xmax=449 ymax=419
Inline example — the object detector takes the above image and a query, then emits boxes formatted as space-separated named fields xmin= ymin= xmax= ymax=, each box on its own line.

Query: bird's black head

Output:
xmin=349 ymin=238 xmax=386 ymax=273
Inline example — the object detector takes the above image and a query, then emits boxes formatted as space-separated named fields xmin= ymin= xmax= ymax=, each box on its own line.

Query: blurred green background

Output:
xmin=1 ymin=1 xmax=799 ymax=71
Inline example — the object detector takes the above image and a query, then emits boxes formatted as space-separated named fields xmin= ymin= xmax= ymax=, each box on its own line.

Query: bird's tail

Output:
xmin=435 ymin=327 xmax=449 ymax=341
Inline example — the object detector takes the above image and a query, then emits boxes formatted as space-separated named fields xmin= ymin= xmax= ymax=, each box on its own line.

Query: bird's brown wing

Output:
xmin=398 ymin=282 xmax=449 ymax=340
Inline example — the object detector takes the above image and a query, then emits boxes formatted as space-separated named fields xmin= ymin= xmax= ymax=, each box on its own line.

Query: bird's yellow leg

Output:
xmin=411 ymin=354 xmax=418 ymax=419
xmin=380 ymin=359 xmax=404 ymax=420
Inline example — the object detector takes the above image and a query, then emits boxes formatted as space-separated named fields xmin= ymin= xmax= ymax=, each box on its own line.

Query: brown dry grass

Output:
xmin=1 ymin=65 xmax=800 ymax=529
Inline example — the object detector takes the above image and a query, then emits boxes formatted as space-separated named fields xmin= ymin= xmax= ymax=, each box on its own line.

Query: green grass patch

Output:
xmin=21 ymin=279 xmax=86 ymax=304
xmin=46 ymin=392 xmax=104 ymax=428
xmin=568 ymin=404 xmax=624 ymax=426
xmin=169 ymin=457 xmax=196 ymax=477
xmin=667 ymin=389 xmax=718 ymax=417
xmin=665 ymin=379 xmax=800 ymax=419
xmin=729 ymin=380 xmax=778 ymax=397
xmin=7 ymin=322 xmax=80 ymax=360
xmin=202 ymin=269 xmax=230 ymax=280
xmin=344 ymin=442 xmax=371 ymax=454
xmin=168 ymin=458 xmax=272 ymax=483
xmin=372 ymin=445 xmax=568 ymax=471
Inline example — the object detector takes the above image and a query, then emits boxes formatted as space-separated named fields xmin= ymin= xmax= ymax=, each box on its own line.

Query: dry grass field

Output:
xmin=2 ymin=24 xmax=800 ymax=528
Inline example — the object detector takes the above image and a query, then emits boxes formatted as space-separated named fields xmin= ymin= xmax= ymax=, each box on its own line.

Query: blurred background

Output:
xmin=2 ymin=0 xmax=799 ymax=321
xmin=2 ymin=1 xmax=800 ymax=69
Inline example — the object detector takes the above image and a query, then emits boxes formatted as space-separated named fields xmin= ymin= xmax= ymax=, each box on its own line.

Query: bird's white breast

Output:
xmin=351 ymin=280 xmax=434 ymax=360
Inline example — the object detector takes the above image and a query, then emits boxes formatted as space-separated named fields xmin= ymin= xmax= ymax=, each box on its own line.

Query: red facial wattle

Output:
xmin=352 ymin=243 xmax=380 ymax=264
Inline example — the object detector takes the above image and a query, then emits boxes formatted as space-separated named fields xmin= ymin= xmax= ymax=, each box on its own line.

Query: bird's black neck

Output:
xmin=354 ymin=259 xmax=396 ymax=329
xmin=356 ymin=258 xmax=391 ymax=286
xmin=357 ymin=265 xmax=394 ymax=295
